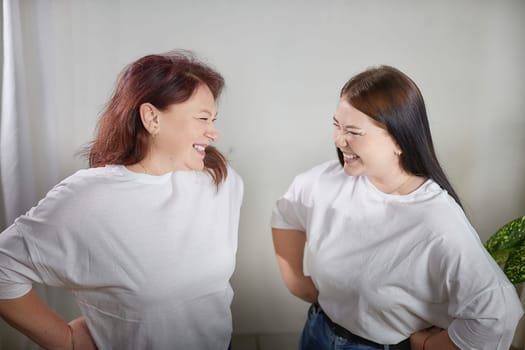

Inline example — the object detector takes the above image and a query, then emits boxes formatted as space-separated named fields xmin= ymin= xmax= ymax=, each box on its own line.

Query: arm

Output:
xmin=272 ymin=228 xmax=318 ymax=303
xmin=0 ymin=288 xmax=72 ymax=349
xmin=0 ymin=288 xmax=96 ymax=350
xmin=410 ymin=327 xmax=460 ymax=350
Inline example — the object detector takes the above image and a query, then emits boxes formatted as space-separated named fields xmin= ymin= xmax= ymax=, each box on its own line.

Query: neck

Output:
xmin=368 ymin=171 xmax=425 ymax=195
xmin=128 ymin=152 xmax=189 ymax=176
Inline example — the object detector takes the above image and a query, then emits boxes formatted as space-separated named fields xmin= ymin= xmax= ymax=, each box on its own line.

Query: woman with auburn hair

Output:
xmin=271 ymin=66 xmax=523 ymax=350
xmin=0 ymin=51 xmax=243 ymax=349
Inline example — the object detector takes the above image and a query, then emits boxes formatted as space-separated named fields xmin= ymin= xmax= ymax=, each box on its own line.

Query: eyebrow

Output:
xmin=198 ymin=109 xmax=218 ymax=118
xmin=332 ymin=116 xmax=362 ymax=130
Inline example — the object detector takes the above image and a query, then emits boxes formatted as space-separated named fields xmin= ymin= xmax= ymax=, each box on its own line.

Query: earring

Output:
xmin=394 ymin=150 xmax=402 ymax=156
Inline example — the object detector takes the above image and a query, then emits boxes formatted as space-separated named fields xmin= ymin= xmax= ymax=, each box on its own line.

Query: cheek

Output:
xmin=165 ymin=121 xmax=196 ymax=143
xmin=350 ymin=139 xmax=389 ymax=164
xmin=365 ymin=141 xmax=397 ymax=165
xmin=157 ymin=128 xmax=189 ymax=153
xmin=347 ymin=138 xmax=367 ymax=154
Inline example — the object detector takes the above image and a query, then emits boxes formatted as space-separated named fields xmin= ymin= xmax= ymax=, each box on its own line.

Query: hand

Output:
xmin=68 ymin=317 xmax=97 ymax=350
xmin=410 ymin=326 xmax=442 ymax=350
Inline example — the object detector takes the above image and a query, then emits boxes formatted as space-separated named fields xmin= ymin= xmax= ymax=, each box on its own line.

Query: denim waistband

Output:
xmin=312 ymin=303 xmax=411 ymax=350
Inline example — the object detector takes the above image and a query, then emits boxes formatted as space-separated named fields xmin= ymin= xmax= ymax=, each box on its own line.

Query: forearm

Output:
xmin=0 ymin=288 xmax=72 ymax=350
xmin=288 ymin=275 xmax=318 ymax=303
xmin=425 ymin=330 xmax=460 ymax=350
xmin=411 ymin=327 xmax=459 ymax=350
xmin=272 ymin=228 xmax=319 ymax=303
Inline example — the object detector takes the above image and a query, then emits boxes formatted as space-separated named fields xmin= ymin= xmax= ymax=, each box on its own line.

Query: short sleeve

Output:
xmin=227 ymin=166 xmax=244 ymax=210
xmin=427 ymin=207 xmax=525 ymax=350
xmin=271 ymin=174 xmax=312 ymax=231
xmin=0 ymin=179 xmax=89 ymax=299
xmin=448 ymin=285 xmax=523 ymax=350
xmin=0 ymin=224 xmax=41 ymax=299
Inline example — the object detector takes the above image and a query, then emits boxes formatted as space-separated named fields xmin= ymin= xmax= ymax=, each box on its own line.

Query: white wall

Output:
xmin=5 ymin=0 xmax=525 ymax=336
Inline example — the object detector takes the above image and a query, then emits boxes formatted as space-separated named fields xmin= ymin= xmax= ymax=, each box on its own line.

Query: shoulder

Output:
xmin=46 ymin=166 xmax=129 ymax=199
xmin=304 ymin=159 xmax=343 ymax=178
xmin=225 ymin=165 xmax=243 ymax=188
xmin=60 ymin=165 xmax=130 ymax=185
xmin=419 ymin=188 xmax=472 ymax=240
xmin=417 ymin=188 xmax=477 ymax=250
xmin=220 ymin=165 xmax=244 ymax=199
xmin=12 ymin=167 xmax=116 ymax=233
xmin=281 ymin=160 xmax=345 ymax=204
xmin=420 ymin=191 xmax=508 ymax=282
xmin=400 ymin=182 xmax=482 ymax=257
xmin=293 ymin=159 xmax=344 ymax=187
xmin=20 ymin=166 xmax=128 ymax=219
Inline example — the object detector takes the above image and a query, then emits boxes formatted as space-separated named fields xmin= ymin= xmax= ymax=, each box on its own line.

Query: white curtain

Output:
xmin=1 ymin=0 xmax=78 ymax=348
xmin=1 ymin=0 xmax=39 ymax=224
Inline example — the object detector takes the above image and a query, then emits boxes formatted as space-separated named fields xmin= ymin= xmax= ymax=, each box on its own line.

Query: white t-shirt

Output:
xmin=271 ymin=160 xmax=523 ymax=350
xmin=0 ymin=165 xmax=243 ymax=350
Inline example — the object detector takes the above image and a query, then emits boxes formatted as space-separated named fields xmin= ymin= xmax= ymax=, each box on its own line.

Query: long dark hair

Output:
xmin=338 ymin=65 xmax=462 ymax=207
xmin=87 ymin=50 xmax=227 ymax=186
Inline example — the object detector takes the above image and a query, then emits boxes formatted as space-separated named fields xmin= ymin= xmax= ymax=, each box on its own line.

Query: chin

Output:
xmin=343 ymin=164 xmax=361 ymax=177
xmin=188 ymin=160 xmax=205 ymax=171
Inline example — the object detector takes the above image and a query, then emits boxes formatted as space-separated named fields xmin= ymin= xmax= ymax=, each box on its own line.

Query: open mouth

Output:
xmin=343 ymin=152 xmax=359 ymax=162
xmin=193 ymin=144 xmax=206 ymax=156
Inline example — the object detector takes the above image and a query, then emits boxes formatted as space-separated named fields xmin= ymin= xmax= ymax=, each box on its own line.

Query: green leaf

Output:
xmin=490 ymin=249 xmax=511 ymax=266
xmin=503 ymin=240 xmax=525 ymax=284
xmin=485 ymin=216 xmax=525 ymax=253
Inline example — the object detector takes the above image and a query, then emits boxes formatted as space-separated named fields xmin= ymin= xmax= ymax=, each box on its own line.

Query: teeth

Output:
xmin=193 ymin=144 xmax=205 ymax=152
xmin=343 ymin=153 xmax=358 ymax=160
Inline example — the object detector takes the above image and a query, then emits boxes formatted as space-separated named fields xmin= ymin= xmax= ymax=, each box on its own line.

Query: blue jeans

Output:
xmin=299 ymin=304 xmax=392 ymax=350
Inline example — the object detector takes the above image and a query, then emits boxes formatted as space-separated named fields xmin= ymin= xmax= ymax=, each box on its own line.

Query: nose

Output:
xmin=205 ymin=122 xmax=219 ymax=142
xmin=334 ymin=131 xmax=347 ymax=148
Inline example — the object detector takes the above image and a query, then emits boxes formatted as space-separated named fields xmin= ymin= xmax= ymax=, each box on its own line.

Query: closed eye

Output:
xmin=197 ymin=117 xmax=217 ymax=122
xmin=333 ymin=122 xmax=364 ymax=136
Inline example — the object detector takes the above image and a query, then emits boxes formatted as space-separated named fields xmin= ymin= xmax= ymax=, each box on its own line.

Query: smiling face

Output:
xmin=147 ymin=84 xmax=219 ymax=172
xmin=333 ymin=98 xmax=404 ymax=183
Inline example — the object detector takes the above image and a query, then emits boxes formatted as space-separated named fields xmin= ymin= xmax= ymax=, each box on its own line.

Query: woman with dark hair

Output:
xmin=272 ymin=66 xmax=523 ymax=350
xmin=0 ymin=51 xmax=243 ymax=349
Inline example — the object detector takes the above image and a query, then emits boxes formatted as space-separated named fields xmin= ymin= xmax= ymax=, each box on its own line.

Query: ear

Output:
xmin=139 ymin=103 xmax=160 ymax=135
xmin=393 ymin=142 xmax=403 ymax=156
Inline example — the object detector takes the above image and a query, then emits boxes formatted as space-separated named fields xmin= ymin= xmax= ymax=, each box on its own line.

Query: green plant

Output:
xmin=485 ymin=215 xmax=525 ymax=284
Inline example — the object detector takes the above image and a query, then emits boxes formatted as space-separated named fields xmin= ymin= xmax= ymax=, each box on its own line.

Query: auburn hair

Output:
xmin=338 ymin=66 xmax=462 ymax=207
xmin=87 ymin=50 xmax=227 ymax=186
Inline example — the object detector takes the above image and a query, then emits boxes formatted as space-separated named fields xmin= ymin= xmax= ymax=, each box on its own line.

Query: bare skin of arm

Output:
xmin=272 ymin=228 xmax=318 ymax=303
xmin=410 ymin=327 xmax=460 ymax=350
xmin=0 ymin=288 xmax=96 ymax=350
